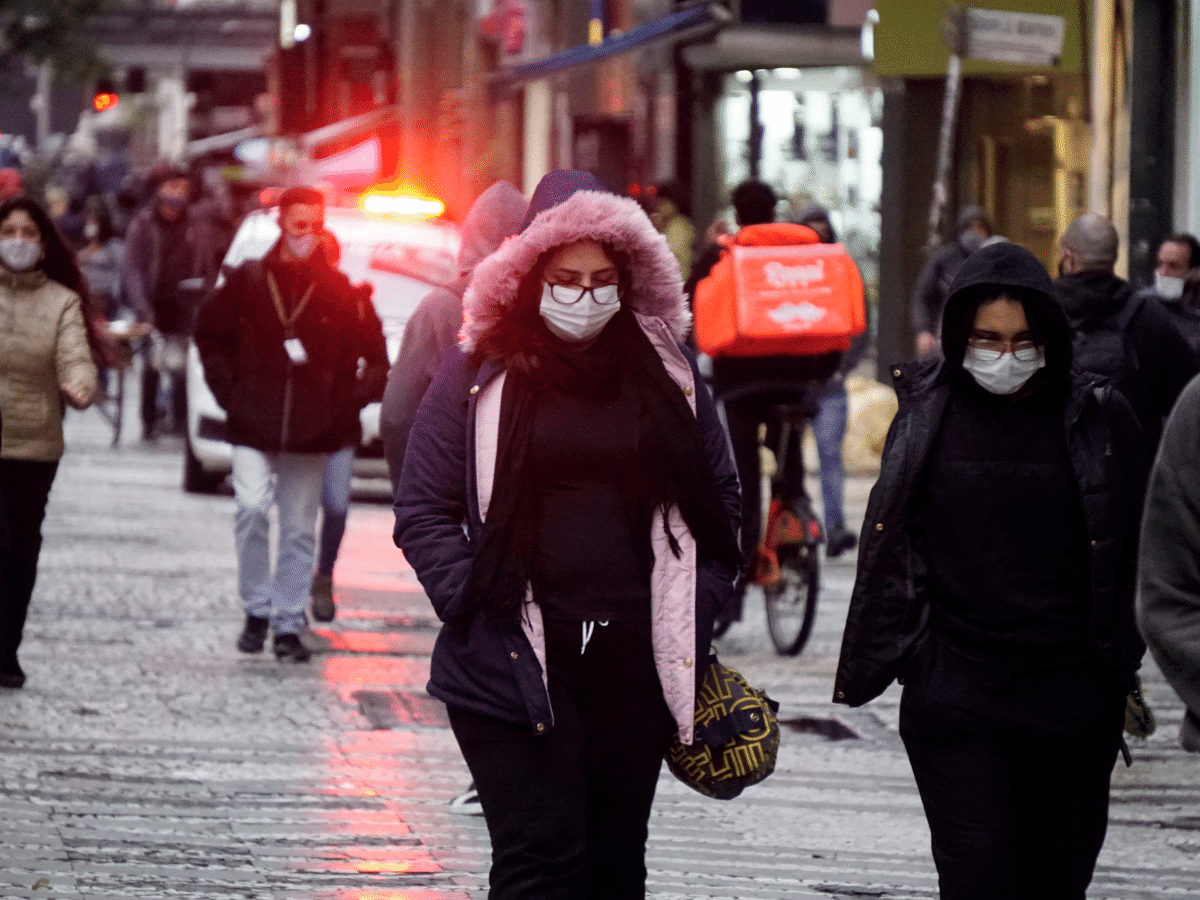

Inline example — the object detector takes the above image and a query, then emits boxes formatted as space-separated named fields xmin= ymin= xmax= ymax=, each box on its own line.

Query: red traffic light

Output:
xmin=93 ymin=92 xmax=119 ymax=112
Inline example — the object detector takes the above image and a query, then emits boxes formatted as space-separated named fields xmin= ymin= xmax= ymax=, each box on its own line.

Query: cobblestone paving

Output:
xmin=0 ymin=403 xmax=1197 ymax=899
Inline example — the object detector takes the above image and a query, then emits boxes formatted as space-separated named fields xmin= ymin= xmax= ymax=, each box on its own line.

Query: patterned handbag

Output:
xmin=665 ymin=660 xmax=781 ymax=800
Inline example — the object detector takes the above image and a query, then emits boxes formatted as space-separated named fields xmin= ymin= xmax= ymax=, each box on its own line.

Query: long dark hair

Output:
xmin=469 ymin=241 xmax=632 ymax=380
xmin=0 ymin=194 xmax=108 ymax=362
xmin=0 ymin=194 xmax=90 ymax=299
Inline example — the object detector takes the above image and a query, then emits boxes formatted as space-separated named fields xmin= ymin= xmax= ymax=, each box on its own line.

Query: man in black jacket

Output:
xmin=194 ymin=186 xmax=368 ymax=662
xmin=1054 ymin=212 xmax=1199 ymax=454
xmin=909 ymin=205 xmax=993 ymax=358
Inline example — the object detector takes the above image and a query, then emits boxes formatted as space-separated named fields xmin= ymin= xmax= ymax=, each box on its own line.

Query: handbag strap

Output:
xmin=695 ymin=696 xmax=780 ymax=749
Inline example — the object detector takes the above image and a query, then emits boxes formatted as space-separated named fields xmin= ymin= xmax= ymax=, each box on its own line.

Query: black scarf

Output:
xmin=453 ymin=307 xmax=741 ymax=628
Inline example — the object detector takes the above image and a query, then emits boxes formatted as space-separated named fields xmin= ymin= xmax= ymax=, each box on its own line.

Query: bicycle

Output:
xmin=92 ymin=320 xmax=152 ymax=446
xmin=712 ymin=381 xmax=824 ymax=656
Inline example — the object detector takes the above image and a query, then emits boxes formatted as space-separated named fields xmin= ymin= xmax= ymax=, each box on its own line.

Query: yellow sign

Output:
xmin=874 ymin=0 xmax=1083 ymax=77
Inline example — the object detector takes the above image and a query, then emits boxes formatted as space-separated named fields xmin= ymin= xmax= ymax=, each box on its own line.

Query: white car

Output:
xmin=183 ymin=203 xmax=460 ymax=492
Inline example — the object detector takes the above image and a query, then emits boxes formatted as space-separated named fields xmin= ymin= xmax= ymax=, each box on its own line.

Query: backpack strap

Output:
xmin=1116 ymin=293 xmax=1147 ymax=331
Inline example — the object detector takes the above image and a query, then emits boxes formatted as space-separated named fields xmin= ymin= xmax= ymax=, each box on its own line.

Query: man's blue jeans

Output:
xmin=812 ymin=386 xmax=848 ymax=532
xmin=231 ymin=447 xmax=328 ymax=635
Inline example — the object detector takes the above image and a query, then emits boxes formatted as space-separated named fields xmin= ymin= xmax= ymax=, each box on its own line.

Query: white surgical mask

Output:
xmin=538 ymin=282 xmax=621 ymax=342
xmin=284 ymin=232 xmax=319 ymax=260
xmin=0 ymin=237 xmax=41 ymax=272
xmin=1155 ymin=272 xmax=1186 ymax=301
xmin=962 ymin=345 xmax=1046 ymax=395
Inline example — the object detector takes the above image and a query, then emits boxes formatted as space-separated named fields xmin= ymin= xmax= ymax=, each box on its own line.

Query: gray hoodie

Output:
xmin=380 ymin=181 xmax=528 ymax=491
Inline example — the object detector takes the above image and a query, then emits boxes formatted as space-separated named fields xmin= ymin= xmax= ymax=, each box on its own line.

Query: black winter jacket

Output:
xmin=194 ymin=246 xmax=386 ymax=453
xmin=1054 ymin=270 xmax=1198 ymax=453
xmin=395 ymin=344 xmax=740 ymax=730
xmin=836 ymin=243 xmax=1148 ymax=707
xmin=834 ymin=363 xmax=1147 ymax=706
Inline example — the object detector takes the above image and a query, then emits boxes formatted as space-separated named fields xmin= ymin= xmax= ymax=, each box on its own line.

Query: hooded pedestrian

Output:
xmin=394 ymin=170 xmax=741 ymax=899
xmin=380 ymin=180 xmax=528 ymax=492
xmin=834 ymin=241 xmax=1148 ymax=899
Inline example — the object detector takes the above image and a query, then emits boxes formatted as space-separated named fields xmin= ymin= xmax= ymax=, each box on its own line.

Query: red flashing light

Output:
xmin=93 ymin=92 xmax=119 ymax=112
xmin=360 ymin=190 xmax=445 ymax=218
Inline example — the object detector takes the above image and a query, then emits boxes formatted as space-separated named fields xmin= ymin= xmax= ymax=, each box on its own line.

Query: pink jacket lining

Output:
xmin=474 ymin=312 xmax=700 ymax=745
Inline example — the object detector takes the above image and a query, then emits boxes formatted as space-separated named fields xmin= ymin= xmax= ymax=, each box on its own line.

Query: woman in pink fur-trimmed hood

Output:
xmin=395 ymin=170 xmax=741 ymax=899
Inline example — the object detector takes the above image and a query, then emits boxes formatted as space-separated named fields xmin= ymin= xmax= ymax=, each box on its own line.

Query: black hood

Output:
xmin=940 ymin=241 xmax=1072 ymax=385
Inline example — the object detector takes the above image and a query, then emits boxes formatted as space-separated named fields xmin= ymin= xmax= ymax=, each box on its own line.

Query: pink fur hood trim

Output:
xmin=459 ymin=190 xmax=690 ymax=352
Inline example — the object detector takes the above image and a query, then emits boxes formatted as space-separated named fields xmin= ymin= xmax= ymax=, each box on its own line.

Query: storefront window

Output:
xmin=715 ymin=66 xmax=882 ymax=288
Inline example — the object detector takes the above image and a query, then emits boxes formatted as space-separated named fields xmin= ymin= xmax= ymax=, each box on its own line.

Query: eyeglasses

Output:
xmin=545 ymin=281 xmax=622 ymax=305
xmin=968 ymin=337 xmax=1043 ymax=362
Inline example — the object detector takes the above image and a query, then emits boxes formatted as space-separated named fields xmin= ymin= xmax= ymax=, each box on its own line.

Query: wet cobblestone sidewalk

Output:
xmin=0 ymin=410 xmax=1197 ymax=898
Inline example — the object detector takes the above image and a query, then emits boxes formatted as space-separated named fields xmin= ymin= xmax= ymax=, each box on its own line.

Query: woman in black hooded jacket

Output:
xmin=833 ymin=242 xmax=1147 ymax=899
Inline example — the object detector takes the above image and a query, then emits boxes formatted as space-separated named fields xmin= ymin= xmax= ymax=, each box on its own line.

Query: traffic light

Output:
xmin=92 ymin=77 xmax=119 ymax=112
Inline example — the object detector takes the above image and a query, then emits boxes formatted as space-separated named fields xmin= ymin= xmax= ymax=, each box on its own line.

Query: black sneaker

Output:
xmin=0 ymin=661 xmax=25 ymax=689
xmin=237 ymin=615 xmax=269 ymax=653
xmin=273 ymin=633 xmax=312 ymax=663
xmin=826 ymin=526 xmax=858 ymax=559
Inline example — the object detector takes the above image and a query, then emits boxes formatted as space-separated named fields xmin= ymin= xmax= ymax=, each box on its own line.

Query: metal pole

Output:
xmin=748 ymin=70 xmax=762 ymax=181
xmin=398 ymin=0 xmax=416 ymax=183
xmin=34 ymin=62 xmax=52 ymax=155
xmin=925 ymin=53 xmax=962 ymax=254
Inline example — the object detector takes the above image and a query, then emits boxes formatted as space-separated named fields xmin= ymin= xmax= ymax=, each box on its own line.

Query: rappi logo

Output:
xmin=763 ymin=259 xmax=824 ymax=289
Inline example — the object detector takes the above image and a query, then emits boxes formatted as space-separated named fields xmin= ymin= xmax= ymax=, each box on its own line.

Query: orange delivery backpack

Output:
xmin=693 ymin=223 xmax=866 ymax=358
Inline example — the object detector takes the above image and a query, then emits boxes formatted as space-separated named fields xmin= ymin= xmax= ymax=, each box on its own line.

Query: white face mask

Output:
xmin=962 ymin=344 xmax=1046 ymax=395
xmin=0 ymin=237 xmax=41 ymax=272
xmin=538 ymin=282 xmax=621 ymax=342
xmin=1155 ymin=272 xmax=1186 ymax=300
xmin=284 ymin=232 xmax=319 ymax=260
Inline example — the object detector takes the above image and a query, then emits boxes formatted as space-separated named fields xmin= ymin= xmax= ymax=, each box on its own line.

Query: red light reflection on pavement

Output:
xmin=312 ymin=629 xmax=438 ymax=656
xmin=335 ymin=892 xmax=473 ymax=899
xmin=308 ymin=507 xmax=478 ymax=897
xmin=320 ymin=654 xmax=431 ymax=686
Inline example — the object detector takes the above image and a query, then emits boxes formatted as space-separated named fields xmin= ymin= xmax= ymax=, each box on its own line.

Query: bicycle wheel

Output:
xmin=764 ymin=541 xmax=819 ymax=656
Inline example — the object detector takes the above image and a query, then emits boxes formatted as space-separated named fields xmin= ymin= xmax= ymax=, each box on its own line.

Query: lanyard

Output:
xmin=266 ymin=271 xmax=315 ymax=335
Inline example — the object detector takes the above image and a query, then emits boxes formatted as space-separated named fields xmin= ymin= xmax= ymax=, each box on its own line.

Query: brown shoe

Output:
xmin=311 ymin=573 xmax=336 ymax=622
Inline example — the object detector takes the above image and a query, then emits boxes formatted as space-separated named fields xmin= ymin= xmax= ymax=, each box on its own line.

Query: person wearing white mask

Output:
xmin=834 ymin=241 xmax=1148 ymax=900
xmin=1140 ymin=234 xmax=1200 ymax=356
xmin=122 ymin=166 xmax=222 ymax=440
xmin=0 ymin=195 xmax=98 ymax=689
xmin=396 ymin=170 xmax=741 ymax=899
xmin=194 ymin=186 xmax=372 ymax=663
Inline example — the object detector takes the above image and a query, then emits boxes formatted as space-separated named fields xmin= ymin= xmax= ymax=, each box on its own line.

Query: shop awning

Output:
xmin=682 ymin=24 xmax=868 ymax=71
xmin=489 ymin=2 xmax=731 ymax=94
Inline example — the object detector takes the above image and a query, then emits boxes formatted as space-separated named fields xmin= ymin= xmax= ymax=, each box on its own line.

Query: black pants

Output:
xmin=0 ymin=459 xmax=59 ymax=674
xmin=723 ymin=392 xmax=809 ymax=566
xmin=448 ymin=618 xmax=675 ymax=900
xmin=899 ymin=639 xmax=1125 ymax=900
xmin=141 ymin=364 xmax=187 ymax=436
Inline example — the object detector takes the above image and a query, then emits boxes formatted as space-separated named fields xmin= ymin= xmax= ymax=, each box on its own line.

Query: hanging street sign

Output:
xmin=964 ymin=8 xmax=1067 ymax=67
